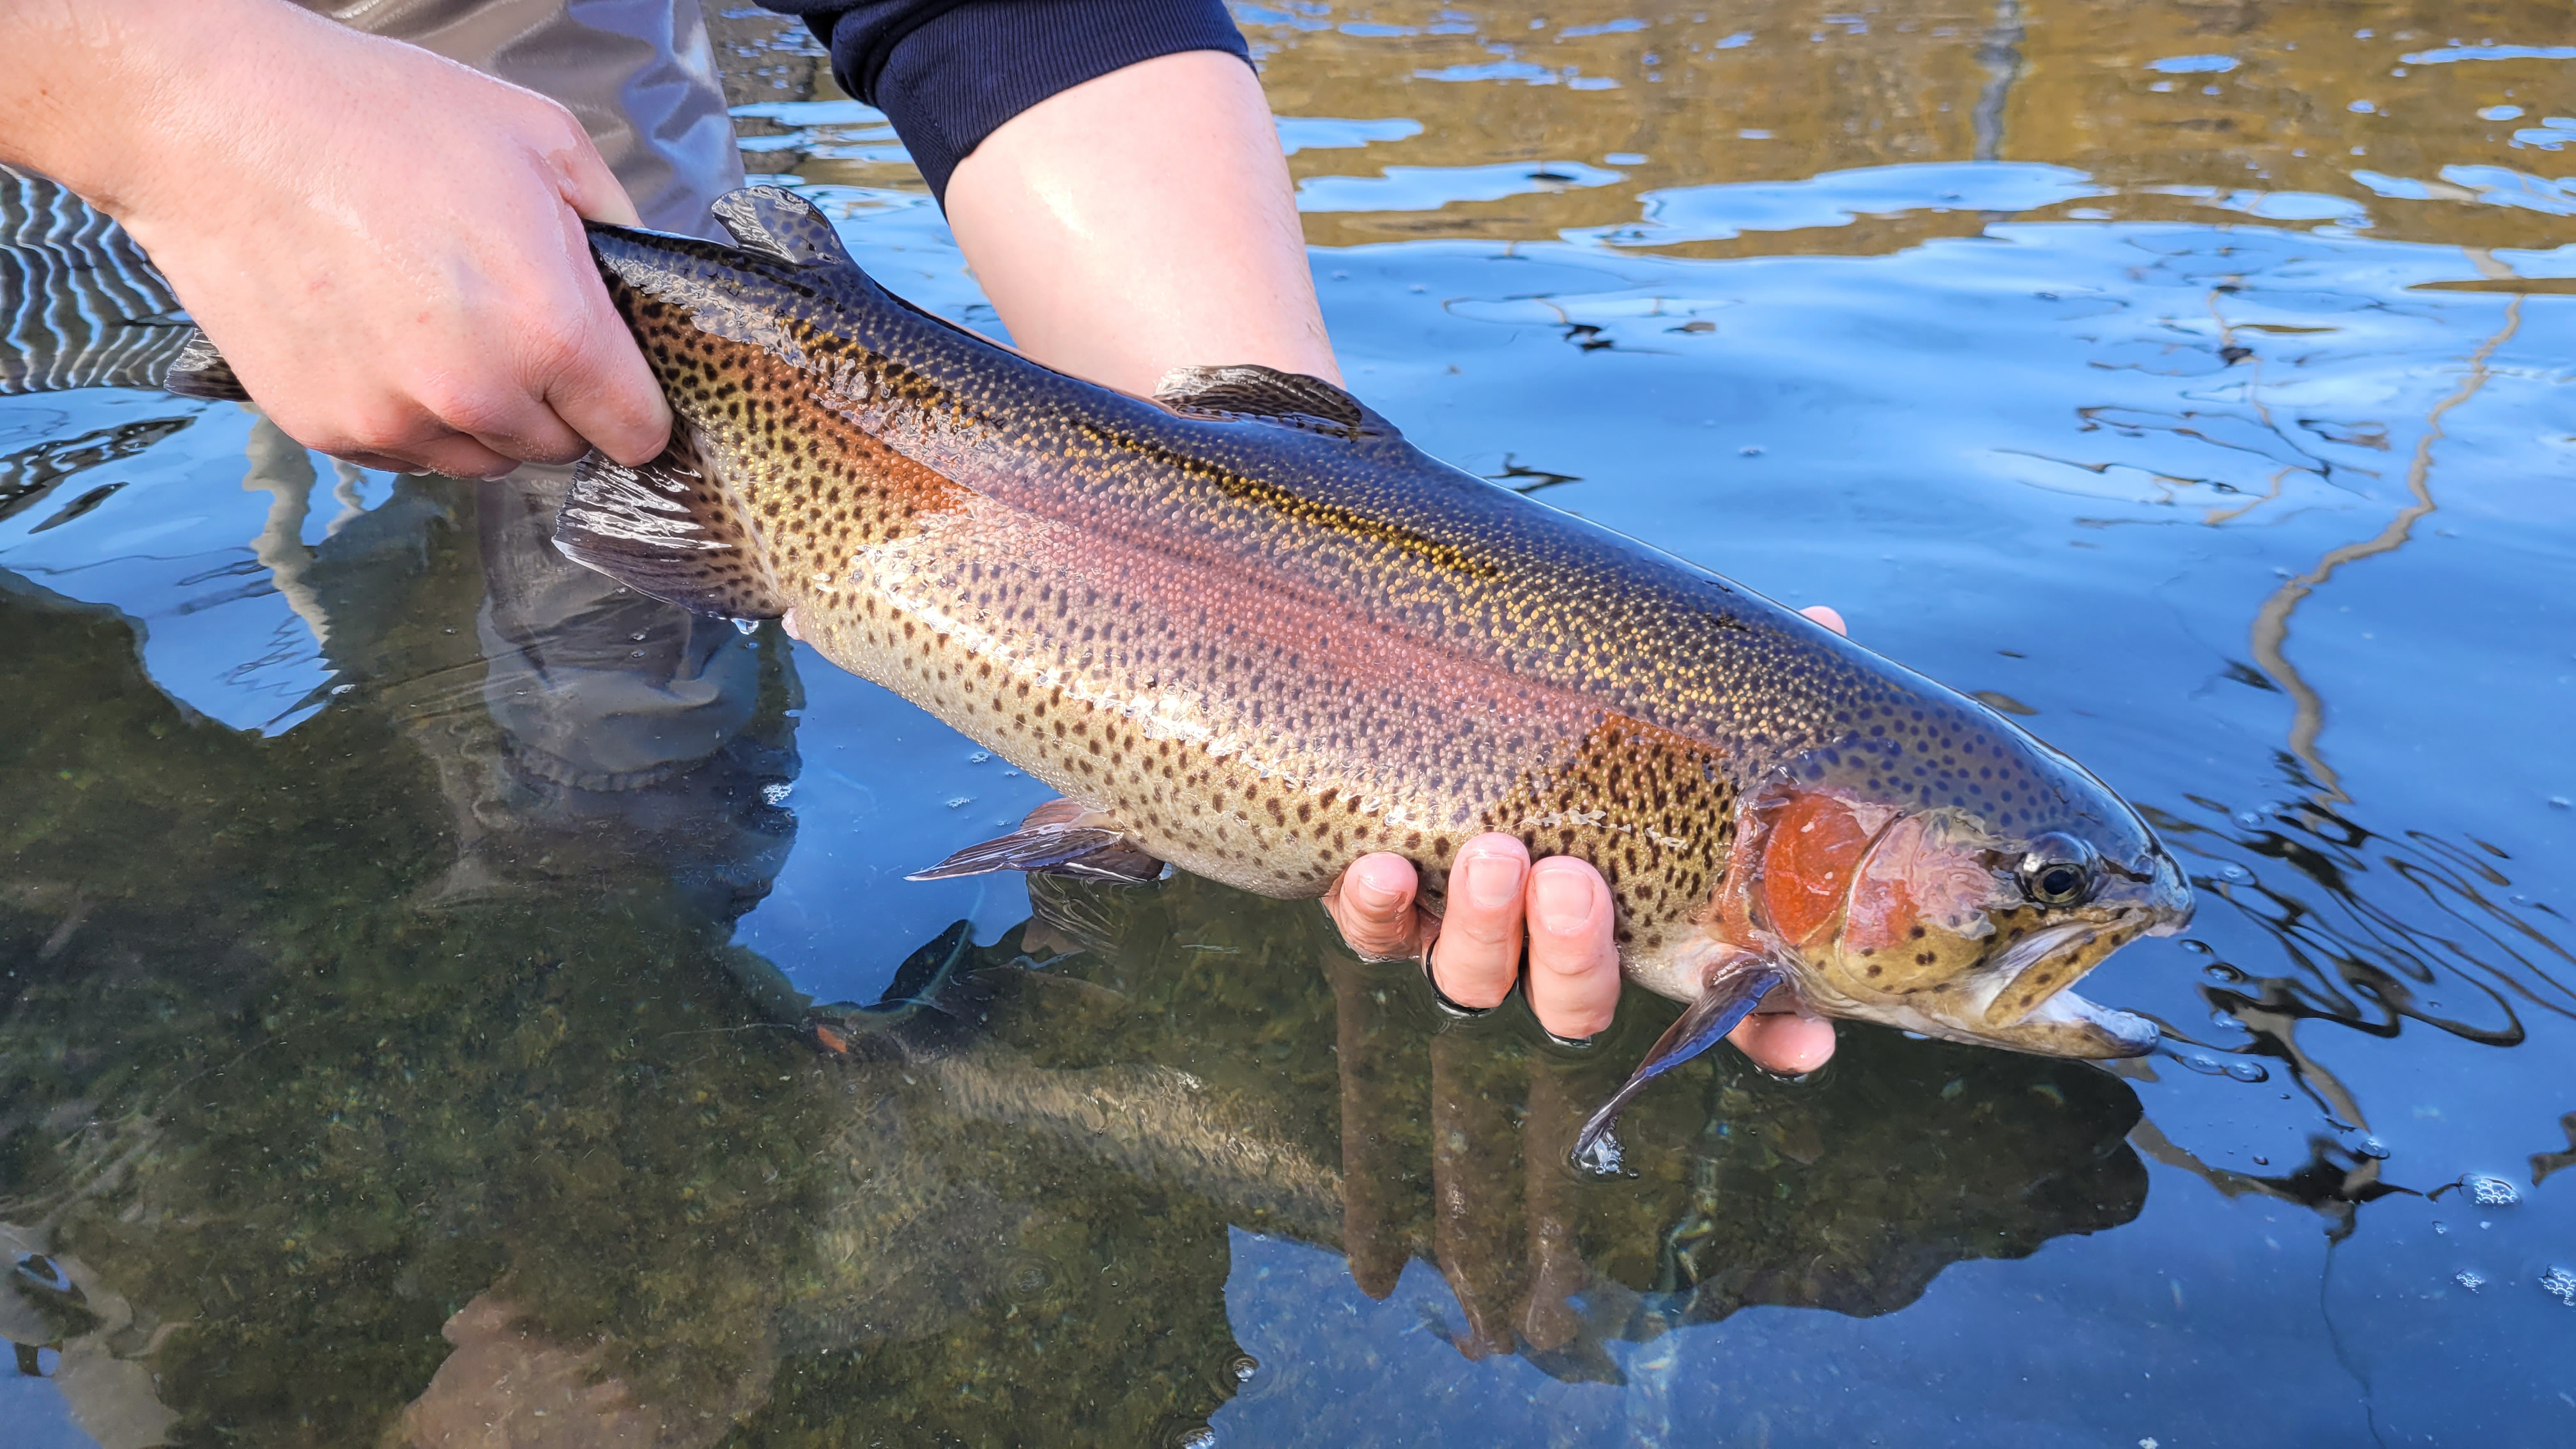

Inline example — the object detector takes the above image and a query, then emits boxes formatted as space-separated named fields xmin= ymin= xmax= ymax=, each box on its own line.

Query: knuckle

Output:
xmin=339 ymin=408 xmax=429 ymax=457
xmin=518 ymin=94 xmax=587 ymax=150
xmin=412 ymin=376 xmax=503 ymax=436
xmin=521 ymin=318 xmax=592 ymax=381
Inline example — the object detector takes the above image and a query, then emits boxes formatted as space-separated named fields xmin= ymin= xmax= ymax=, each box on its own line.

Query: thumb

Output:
xmin=539 ymin=109 xmax=642 ymax=228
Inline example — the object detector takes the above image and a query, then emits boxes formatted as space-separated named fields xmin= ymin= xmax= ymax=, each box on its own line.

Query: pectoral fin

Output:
xmin=907 ymin=800 xmax=1165 ymax=884
xmin=1571 ymin=956 xmax=1789 ymax=1168
xmin=554 ymin=427 xmax=788 ymax=621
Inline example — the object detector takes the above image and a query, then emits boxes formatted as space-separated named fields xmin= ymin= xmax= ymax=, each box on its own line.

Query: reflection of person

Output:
xmin=0 ymin=0 xmax=1832 ymax=1068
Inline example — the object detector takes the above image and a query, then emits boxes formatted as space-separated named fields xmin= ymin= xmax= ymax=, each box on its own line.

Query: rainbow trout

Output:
xmin=171 ymin=188 xmax=2191 ymax=1156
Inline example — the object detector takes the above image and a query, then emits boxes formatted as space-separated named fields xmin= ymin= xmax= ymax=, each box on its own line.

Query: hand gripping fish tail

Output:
xmin=167 ymin=186 xmax=2193 ymax=1160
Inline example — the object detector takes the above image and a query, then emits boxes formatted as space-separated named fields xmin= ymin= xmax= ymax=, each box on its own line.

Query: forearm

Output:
xmin=1 ymin=0 xmax=298 ymax=211
xmin=944 ymin=50 xmax=1337 ymax=396
xmin=768 ymin=0 xmax=1334 ymax=395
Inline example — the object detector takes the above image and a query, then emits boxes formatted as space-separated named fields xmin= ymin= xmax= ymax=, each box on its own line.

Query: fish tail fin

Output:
xmin=554 ymin=426 xmax=788 ymax=620
xmin=164 ymin=330 xmax=250 ymax=401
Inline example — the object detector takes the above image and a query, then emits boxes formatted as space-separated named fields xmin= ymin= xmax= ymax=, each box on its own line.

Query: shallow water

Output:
xmin=4 ymin=1 xmax=2574 ymax=1445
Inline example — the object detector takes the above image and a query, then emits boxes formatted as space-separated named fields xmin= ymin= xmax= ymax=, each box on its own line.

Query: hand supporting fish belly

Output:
xmin=168 ymin=187 xmax=2195 ymax=1162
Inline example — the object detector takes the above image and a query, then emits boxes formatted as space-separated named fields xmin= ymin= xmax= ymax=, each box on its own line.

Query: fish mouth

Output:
xmin=1986 ymin=921 xmax=2097 ymax=986
xmin=1972 ymin=915 xmax=2160 ymax=1057
xmin=2016 ymin=984 xmax=2159 ymax=1055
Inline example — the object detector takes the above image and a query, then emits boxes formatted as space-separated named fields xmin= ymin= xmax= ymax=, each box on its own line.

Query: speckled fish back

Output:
xmin=559 ymin=192 xmax=2103 ymax=974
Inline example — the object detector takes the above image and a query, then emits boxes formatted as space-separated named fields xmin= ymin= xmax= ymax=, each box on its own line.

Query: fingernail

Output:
xmin=1530 ymin=864 xmax=1594 ymax=935
xmin=1460 ymin=850 xmax=1523 ymax=911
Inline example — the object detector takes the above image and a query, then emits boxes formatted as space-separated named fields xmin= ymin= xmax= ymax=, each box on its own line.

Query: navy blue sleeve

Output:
xmin=757 ymin=0 xmax=1253 ymax=201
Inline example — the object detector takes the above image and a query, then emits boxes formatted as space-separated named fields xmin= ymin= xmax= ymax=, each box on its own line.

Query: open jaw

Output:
xmin=1965 ymin=917 xmax=2159 ymax=1056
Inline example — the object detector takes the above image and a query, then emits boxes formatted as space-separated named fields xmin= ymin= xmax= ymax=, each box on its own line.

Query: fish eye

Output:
xmin=2018 ymin=834 xmax=2096 ymax=907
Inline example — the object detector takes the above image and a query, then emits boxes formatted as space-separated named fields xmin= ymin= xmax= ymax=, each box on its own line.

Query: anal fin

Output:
xmin=908 ymin=799 xmax=1166 ymax=885
xmin=554 ymin=428 xmax=786 ymax=620
xmin=1570 ymin=956 xmax=1789 ymax=1169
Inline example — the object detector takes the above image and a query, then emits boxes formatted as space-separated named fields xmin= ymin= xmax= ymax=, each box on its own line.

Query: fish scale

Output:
xmin=163 ymin=186 xmax=2191 ymax=1153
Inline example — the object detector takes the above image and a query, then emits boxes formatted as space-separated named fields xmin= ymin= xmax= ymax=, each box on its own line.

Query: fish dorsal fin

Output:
xmin=164 ymin=330 xmax=250 ymax=401
xmin=555 ymin=428 xmax=788 ymax=620
xmin=1153 ymin=364 xmax=1395 ymax=441
xmin=709 ymin=186 xmax=854 ymax=270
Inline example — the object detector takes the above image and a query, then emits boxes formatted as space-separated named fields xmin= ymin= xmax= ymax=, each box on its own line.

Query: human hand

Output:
xmin=1 ymin=0 xmax=670 ymax=478
xmin=1322 ymin=604 xmax=1851 ymax=1073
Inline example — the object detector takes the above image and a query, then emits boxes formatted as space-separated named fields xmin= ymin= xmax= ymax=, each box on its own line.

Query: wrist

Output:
xmin=0 ymin=0 xmax=327 ymax=218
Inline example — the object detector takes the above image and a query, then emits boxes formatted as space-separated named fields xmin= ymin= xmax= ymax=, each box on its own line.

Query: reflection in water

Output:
xmin=0 ymin=487 xmax=2150 ymax=1438
xmin=0 ymin=166 xmax=192 ymax=398
xmin=2152 ymin=784 xmax=2576 ymax=1124
xmin=4 ymin=0 xmax=2575 ymax=1441
xmin=2248 ymin=280 xmax=2524 ymax=802
xmin=2 ymin=471 xmax=813 ymax=1445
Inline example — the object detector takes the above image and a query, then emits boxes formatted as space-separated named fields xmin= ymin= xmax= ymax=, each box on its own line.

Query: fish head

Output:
xmin=1710 ymin=712 xmax=2190 ymax=1059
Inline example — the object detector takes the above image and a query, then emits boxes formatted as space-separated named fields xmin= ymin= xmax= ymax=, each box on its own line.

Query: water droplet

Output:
xmin=967 ymin=751 xmax=991 ymax=763
xmin=2354 ymin=1135 xmax=2389 ymax=1158
xmin=1739 ymin=445 xmax=1765 ymax=457
xmin=2542 ymin=1267 xmax=2576 ymax=1306
xmin=1229 ymin=1354 xmax=1259 ymax=1383
xmin=760 ymin=782 xmax=793 ymax=806
xmin=1575 ymin=1131 xmax=1625 ymax=1176
xmin=2233 ymin=810 xmax=2264 ymax=829
xmin=2181 ymin=939 xmax=2214 ymax=956
xmin=2455 ymin=1269 xmax=2487 ymax=1292
xmin=2224 ymin=1061 xmax=2269 ymax=1083
xmin=2464 ymin=1174 xmax=2520 ymax=1207
xmin=2434 ymin=1221 xmax=2450 ymax=1234
xmin=630 ymin=632 xmax=649 ymax=642
xmin=2251 ymin=1155 xmax=2269 ymax=1166
xmin=2551 ymin=797 xmax=2572 ymax=811
xmin=945 ymin=796 xmax=972 ymax=809
xmin=2175 ymin=1053 xmax=2226 ymax=1076
xmin=733 ymin=617 xmax=758 ymax=635
xmin=2219 ymin=862 xmax=2250 ymax=882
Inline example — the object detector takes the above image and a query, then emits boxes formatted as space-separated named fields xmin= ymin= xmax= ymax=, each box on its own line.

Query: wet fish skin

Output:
xmin=546 ymin=188 xmax=2189 ymax=1061
xmin=174 ymin=185 xmax=2189 ymax=1127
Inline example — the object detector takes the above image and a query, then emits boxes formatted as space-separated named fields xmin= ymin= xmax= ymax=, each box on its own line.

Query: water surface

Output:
xmin=4 ymin=2 xmax=2573 ymax=1445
